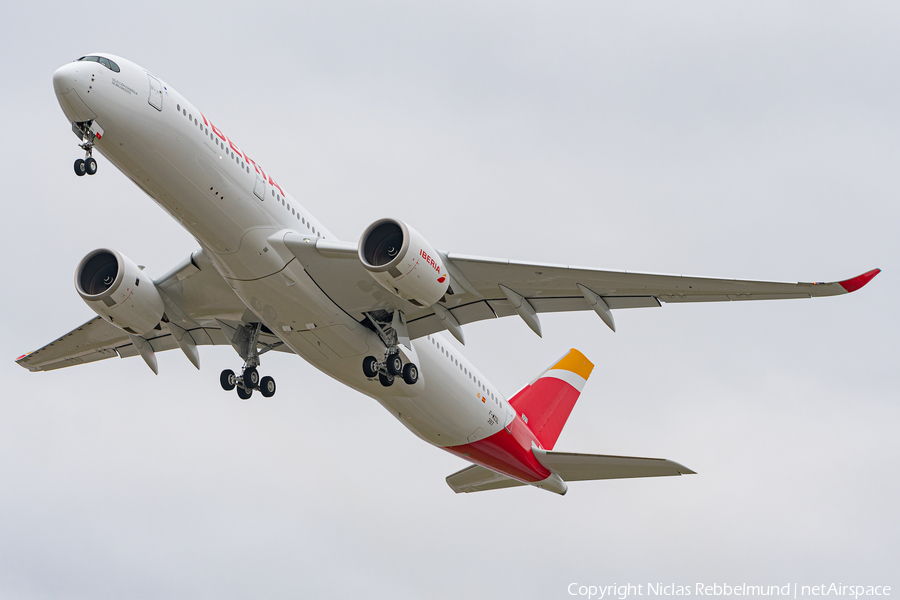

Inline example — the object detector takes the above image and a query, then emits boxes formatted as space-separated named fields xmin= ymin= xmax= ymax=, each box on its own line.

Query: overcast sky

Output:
xmin=1 ymin=2 xmax=897 ymax=599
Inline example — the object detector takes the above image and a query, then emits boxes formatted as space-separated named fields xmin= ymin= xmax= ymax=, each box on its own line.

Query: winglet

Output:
xmin=15 ymin=352 xmax=36 ymax=370
xmin=838 ymin=269 xmax=881 ymax=293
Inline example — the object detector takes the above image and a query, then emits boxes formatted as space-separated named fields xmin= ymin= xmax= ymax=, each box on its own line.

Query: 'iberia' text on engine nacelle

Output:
xmin=358 ymin=218 xmax=449 ymax=307
xmin=75 ymin=249 xmax=165 ymax=336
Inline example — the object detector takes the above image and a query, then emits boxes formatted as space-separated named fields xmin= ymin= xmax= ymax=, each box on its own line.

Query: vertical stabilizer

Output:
xmin=509 ymin=349 xmax=594 ymax=450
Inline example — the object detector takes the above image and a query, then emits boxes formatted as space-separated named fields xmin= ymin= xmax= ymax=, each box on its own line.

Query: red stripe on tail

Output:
xmin=509 ymin=349 xmax=594 ymax=450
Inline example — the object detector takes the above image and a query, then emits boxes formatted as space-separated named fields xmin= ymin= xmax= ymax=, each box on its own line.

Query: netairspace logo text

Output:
xmin=567 ymin=584 xmax=892 ymax=600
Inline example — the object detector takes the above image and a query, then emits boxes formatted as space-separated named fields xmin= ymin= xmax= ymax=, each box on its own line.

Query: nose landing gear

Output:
xmin=219 ymin=322 xmax=282 ymax=399
xmin=74 ymin=156 xmax=97 ymax=176
xmin=72 ymin=120 xmax=99 ymax=177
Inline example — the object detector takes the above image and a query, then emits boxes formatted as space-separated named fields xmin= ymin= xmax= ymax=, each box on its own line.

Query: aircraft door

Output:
xmin=253 ymin=173 xmax=266 ymax=200
xmin=147 ymin=75 xmax=163 ymax=111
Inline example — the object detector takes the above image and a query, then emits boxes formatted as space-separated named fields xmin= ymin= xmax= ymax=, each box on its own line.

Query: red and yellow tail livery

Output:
xmin=446 ymin=349 xmax=695 ymax=495
xmin=509 ymin=349 xmax=594 ymax=451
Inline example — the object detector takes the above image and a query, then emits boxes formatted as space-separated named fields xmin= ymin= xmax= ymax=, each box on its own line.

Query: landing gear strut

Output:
xmin=361 ymin=312 xmax=419 ymax=387
xmin=73 ymin=121 xmax=98 ymax=177
xmin=219 ymin=322 xmax=282 ymax=399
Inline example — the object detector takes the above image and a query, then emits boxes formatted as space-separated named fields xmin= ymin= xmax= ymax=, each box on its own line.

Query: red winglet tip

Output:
xmin=839 ymin=268 xmax=881 ymax=293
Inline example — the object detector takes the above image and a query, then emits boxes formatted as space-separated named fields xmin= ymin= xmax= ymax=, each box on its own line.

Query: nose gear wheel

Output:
xmin=72 ymin=121 xmax=99 ymax=176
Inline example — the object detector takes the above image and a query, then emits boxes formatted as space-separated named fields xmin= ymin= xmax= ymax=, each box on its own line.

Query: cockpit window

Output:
xmin=76 ymin=56 xmax=120 ymax=73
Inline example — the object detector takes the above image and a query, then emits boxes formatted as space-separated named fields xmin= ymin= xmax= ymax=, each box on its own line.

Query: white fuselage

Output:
xmin=52 ymin=54 xmax=515 ymax=448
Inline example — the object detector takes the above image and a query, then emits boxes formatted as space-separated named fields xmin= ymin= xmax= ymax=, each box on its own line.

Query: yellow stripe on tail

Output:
xmin=550 ymin=348 xmax=594 ymax=381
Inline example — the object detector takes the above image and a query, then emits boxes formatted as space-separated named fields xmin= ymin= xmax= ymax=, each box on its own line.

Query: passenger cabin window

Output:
xmin=77 ymin=56 xmax=120 ymax=73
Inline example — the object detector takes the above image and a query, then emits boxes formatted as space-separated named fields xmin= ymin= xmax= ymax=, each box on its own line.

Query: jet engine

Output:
xmin=358 ymin=218 xmax=449 ymax=307
xmin=75 ymin=249 xmax=165 ymax=335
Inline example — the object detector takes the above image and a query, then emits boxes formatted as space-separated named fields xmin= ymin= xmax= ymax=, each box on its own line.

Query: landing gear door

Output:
xmin=147 ymin=75 xmax=163 ymax=111
xmin=253 ymin=173 xmax=266 ymax=200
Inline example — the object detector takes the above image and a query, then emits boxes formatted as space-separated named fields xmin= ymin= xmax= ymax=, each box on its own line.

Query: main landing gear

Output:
xmin=220 ymin=367 xmax=276 ymax=399
xmin=362 ymin=353 xmax=419 ymax=387
xmin=361 ymin=312 xmax=419 ymax=387
xmin=72 ymin=121 xmax=98 ymax=177
xmin=219 ymin=322 xmax=282 ymax=400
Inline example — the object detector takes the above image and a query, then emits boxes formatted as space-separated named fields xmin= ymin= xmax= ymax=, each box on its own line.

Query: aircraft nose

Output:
xmin=52 ymin=62 xmax=79 ymax=95
xmin=53 ymin=61 xmax=97 ymax=123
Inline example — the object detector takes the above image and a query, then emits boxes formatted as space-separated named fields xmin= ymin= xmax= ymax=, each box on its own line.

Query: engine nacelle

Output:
xmin=358 ymin=219 xmax=449 ymax=307
xmin=75 ymin=249 xmax=165 ymax=336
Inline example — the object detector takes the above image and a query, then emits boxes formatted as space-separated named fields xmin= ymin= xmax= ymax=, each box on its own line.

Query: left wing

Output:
xmin=16 ymin=250 xmax=290 ymax=373
xmin=283 ymin=236 xmax=881 ymax=342
xmin=14 ymin=316 xmax=246 ymax=372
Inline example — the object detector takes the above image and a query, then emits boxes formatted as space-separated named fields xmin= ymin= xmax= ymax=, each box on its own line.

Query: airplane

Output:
xmin=16 ymin=53 xmax=880 ymax=496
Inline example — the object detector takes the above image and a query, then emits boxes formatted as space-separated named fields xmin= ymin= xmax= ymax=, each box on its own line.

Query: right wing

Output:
xmin=282 ymin=235 xmax=880 ymax=341
xmin=407 ymin=255 xmax=880 ymax=338
xmin=15 ymin=250 xmax=289 ymax=373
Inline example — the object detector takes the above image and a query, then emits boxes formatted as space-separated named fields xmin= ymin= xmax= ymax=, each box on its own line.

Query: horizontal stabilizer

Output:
xmin=533 ymin=448 xmax=695 ymax=481
xmin=446 ymin=464 xmax=526 ymax=493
